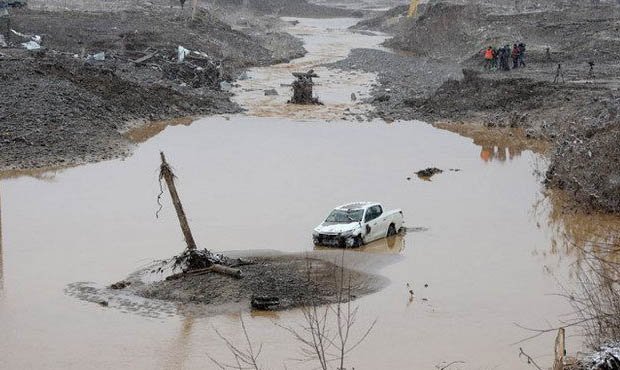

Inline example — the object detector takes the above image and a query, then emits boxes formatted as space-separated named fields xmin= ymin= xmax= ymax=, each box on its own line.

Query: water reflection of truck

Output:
xmin=312 ymin=202 xmax=404 ymax=248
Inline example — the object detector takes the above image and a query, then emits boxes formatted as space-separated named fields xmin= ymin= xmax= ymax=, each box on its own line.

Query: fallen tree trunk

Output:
xmin=159 ymin=152 xmax=198 ymax=251
xmin=165 ymin=264 xmax=242 ymax=281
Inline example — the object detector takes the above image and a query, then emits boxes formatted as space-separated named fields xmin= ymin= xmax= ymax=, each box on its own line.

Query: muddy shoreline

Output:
xmin=336 ymin=2 xmax=620 ymax=213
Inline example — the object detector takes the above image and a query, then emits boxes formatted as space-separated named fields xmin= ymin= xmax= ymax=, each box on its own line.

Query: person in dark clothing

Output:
xmin=512 ymin=44 xmax=520 ymax=69
xmin=499 ymin=45 xmax=510 ymax=71
xmin=518 ymin=42 xmax=526 ymax=67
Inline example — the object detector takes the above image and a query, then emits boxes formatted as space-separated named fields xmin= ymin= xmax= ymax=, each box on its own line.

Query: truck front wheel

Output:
xmin=387 ymin=224 xmax=397 ymax=237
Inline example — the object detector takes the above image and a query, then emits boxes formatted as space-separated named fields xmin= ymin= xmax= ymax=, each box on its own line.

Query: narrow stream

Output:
xmin=0 ymin=17 xmax=611 ymax=370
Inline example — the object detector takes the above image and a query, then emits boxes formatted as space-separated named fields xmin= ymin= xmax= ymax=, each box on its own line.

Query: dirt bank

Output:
xmin=1 ymin=51 xmax=237 ymax=169
xmin=341 ymin=1 xmax=620 ymax=213
xmin=0 ymin=6 xmax=306 ymax=171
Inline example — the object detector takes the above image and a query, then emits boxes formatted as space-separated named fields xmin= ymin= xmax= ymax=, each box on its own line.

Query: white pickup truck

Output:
xmin=312 ymin=202 xmax=404 ymax=248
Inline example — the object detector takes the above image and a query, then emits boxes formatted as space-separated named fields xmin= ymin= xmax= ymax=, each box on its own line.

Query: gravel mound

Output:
xmin=136 ymin=255 xmax=387 ymax=310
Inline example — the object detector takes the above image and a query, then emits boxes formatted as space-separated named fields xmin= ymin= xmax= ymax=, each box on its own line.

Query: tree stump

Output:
xmin=288 ymin=69 xmax=322 ymax=105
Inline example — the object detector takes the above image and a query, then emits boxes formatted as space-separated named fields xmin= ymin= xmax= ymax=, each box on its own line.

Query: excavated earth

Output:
xmin=340 ymin=1 xmax=620 ymax=213
xmin=0 ymin=4 xmax=307 ymax=171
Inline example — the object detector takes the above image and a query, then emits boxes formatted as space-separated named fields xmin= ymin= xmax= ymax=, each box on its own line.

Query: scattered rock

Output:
xmin=264 ymin=88 xmax=279 ymax=96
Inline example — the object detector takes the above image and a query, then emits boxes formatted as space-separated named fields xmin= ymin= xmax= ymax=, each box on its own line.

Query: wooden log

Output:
xmin=133 ymin=52 xmax=156 ymax=65
xmin=159 ymin=152 xmax=197 ymax=251
xmin=165 ymin=264 xmax=242 ymax=281
xmin=211 ymin=264 xmax=242 ymax=279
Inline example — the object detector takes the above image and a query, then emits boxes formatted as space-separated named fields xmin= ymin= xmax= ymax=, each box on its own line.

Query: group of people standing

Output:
xmin=484 ymin=43 xmax=526 ymax=71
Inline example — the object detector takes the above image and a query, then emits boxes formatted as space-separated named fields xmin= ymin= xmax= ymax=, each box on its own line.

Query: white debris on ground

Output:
xmin=581 ymin=343 xmax=620 ymax=370
xmin=10 ymin=29 xmax=43 ymax=49
xmin=177 ymin=45 xmax=190 ymax=62
xmin=21 ymin=40 xmax=41 ymax=50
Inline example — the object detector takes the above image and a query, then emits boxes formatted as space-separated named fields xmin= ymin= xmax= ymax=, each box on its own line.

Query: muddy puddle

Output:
xmin=1 ymin=17 xmax=620 ymax=370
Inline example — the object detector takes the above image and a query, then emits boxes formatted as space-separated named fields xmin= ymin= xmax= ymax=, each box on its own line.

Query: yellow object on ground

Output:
xmin=407 ymin=0 xmax=420 ymax=17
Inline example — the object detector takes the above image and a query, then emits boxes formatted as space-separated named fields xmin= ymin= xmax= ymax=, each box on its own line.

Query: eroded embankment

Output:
xmin=0 ymin=6 xmax=306 ymax=171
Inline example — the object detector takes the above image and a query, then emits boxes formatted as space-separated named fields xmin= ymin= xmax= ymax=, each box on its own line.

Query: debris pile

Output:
xmin=155 ymin=152 xmax=245 ymax=282
xmin=288 ymin=69 xmax=321 ymax=104
xmin=161 ymin=48 xmax=223 ymax=88
xmin=415 ymin=167 xmax=443 ymax=179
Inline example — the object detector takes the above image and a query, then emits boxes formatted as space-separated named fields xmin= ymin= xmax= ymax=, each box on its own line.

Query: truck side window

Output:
xmin=365 ymin=206 xmax=382 ymax=222
xmin=374 ymin=205 xmax=383 ymax=217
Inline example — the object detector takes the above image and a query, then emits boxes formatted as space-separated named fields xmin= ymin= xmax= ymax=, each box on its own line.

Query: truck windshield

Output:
xmin=325 ymin=209 xmax=363 ymax=223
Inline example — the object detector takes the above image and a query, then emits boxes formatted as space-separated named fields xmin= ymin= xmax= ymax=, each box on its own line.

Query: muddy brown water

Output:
xmin=1 ymin=17 xmax=619 ymax=370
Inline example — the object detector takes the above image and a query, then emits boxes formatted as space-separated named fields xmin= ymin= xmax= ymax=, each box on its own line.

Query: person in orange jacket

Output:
xmin=484 ymin=46 xmax=494 ymax=70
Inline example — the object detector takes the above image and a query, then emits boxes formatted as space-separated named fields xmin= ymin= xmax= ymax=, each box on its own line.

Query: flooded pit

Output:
xmin=1 ymin=17 xmax=619 ymax=370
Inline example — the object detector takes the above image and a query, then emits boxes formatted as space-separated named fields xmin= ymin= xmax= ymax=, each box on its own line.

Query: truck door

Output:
xmin=371 ymin=205 xmax=387 ymax=240
xmin=364 ymin=206 xmax=382 ymax=242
